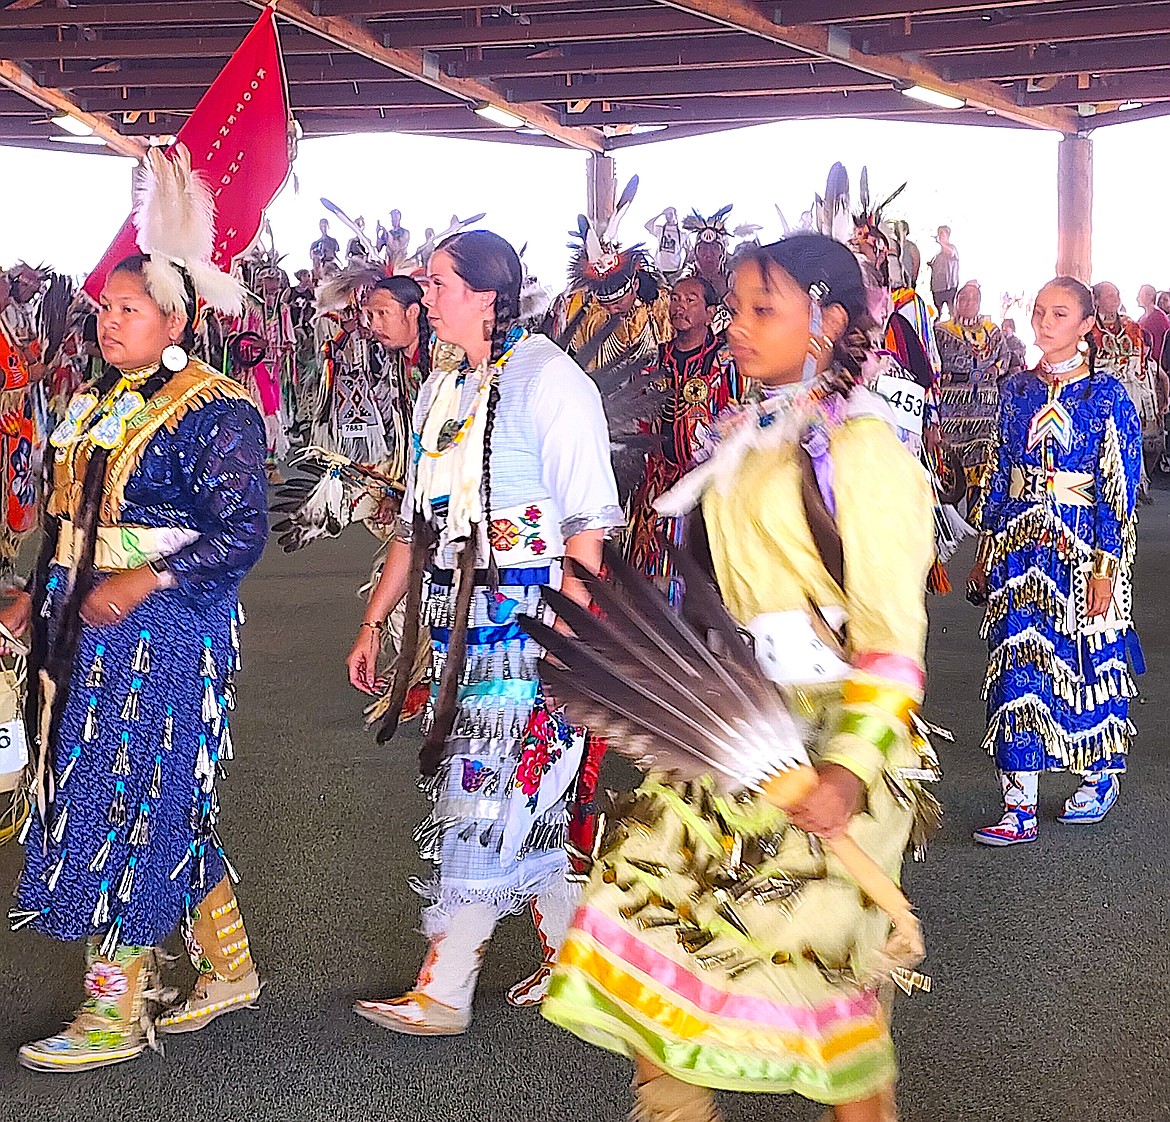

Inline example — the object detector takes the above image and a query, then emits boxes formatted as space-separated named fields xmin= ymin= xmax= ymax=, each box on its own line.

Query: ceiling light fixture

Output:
xmin=50 ymin=113 xmax=94 ymax=137
xmin=49 ymin=133 xmax=107 ymax=146
xmin=899 ymin=84 xmax=965 ymax=110
xmin=474 ymin=102 xmax=525 ymax=128
xmin=1118 ymin=100 xmax=1144 ymax=111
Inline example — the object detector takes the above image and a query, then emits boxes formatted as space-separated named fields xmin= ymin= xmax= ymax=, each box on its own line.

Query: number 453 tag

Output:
xmin=875 ymin=374 xmax=926 ymax=436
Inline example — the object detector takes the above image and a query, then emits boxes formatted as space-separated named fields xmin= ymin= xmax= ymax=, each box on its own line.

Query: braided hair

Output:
xmin=371 ymin=274 xmax=432 ymax=378
xmin=28 ymin=255 xmax=183 ymax=783
xmin=384 ymin=231 xmax=523 ymax=769
xmin=437 ymin=230 xmax=523 ymax=553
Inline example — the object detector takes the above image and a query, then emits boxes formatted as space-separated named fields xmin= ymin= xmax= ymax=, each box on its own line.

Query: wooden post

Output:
xmin=1056 ymin=134 xmax=1093 ymax=282
xmin=586 ymin=153 xmax=616 ymax=231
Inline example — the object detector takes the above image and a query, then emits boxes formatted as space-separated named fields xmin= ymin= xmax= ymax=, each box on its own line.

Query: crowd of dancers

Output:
xmin=0 ymin=152 xmax=1145 ymax=1122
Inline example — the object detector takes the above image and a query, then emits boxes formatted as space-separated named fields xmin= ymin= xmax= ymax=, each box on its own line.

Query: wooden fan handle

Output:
xmin=824 ymin=835 xmax=924 ymax=959
xmin=760 ymin=764 xmax=820 ymax=808
xmin=760 ymin=766 xmax=924 ymax=957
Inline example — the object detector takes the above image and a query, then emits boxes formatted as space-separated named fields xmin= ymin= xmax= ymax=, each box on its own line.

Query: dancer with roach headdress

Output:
xmin=346 ymin=229 xmax=623 ymax=1034
xmin=276 ymin=273 xmax=440 ymax=726
xmin=551 ymin=177 xmax=672 ymax=373
xmin=2 ymin=146 xmax=269 ymax=1072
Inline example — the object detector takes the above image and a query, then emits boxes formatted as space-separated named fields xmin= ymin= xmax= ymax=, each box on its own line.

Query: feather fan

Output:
xmin=37 ymin=273 xmax=75 ymax=368
xmin=517 ymin=539 xmax=926 ymax=965
xmin=271 ymin=448 xmax=397 ymax=552
xmin=518 ymin=541 xmax=808 ymax=794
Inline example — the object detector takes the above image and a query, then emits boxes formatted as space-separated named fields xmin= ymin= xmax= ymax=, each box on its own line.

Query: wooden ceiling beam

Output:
xmin=861 ymin=7 xmax=1170 ymax=55
xmin=1081 ymin=100 xmax=1170 ymax=129
xmin=319 ymin=0 xmax=640 ymax=13
xmin=0 ymin=58 xmax=145 ymax=157
xmin=773 ymin=0 xmax=1093 ymax=24
xmin=317 ymin=0 xmax=547 ymax=12
xmin=5 ymin=34 xmax=334 ymax=61
xmin=601 ymin=107 xmax=1028 ymax=146
xmin=110 ymin=105 xmax=499 ymax=134
xmin=37 ymin=59 xmax=400 ymax=89
xmin=446 ymin=38 xmax=805 ymax=78
xmin=81 ymin=84 xmax=462 ymax=114
xmin=1020 ymin=70 xmax=1170 ymax=107
xmin=565 ymin=88 xmax=953 ymax=125
xmin=386 ymin=10 xmax=720 ymax=48
xmin=0 ymin=3 xmax=251 ymax=29
xmin=503 ymin=62 xmax=886 ymax=102
xmin=239 ymin=0 xmax=605 ymax=150
xmin=651 ymin=0 xmax=1078 ymax=130
xmin=943 ymin=41 xmax=1170 ymax=82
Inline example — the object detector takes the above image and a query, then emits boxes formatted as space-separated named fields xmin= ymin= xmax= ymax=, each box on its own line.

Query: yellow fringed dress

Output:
xmin=543 ymin=395 xmax=937 ymax=1105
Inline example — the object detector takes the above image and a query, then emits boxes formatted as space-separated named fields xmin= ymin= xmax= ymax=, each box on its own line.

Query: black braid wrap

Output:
xmin=375 ymin=230 xmax=523 ymax=778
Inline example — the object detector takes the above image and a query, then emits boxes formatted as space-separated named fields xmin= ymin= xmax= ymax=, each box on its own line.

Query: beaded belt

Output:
xmin=1008 ymin=467 xmax=1095 ymax=506
xmin=54 ymin=520 xmax=198 ymax=572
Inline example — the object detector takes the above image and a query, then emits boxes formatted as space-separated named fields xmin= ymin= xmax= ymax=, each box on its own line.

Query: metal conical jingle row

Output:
xmin=983 ymin=702 xmax=1134 ymax=771
xmin=421 ymin=579 xmax=544 ymax=629
xmin=418 ymin=642 xmax=541 ymax=743
xmin=982 ymin=568 xmax=1070 ymax=639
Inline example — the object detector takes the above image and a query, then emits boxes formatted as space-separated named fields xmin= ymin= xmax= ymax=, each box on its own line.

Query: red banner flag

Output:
xmin=83 ymin=6 xmax=293 ymax=300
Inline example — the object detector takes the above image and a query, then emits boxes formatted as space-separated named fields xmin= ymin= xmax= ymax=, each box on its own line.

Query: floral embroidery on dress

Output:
xmin=514 ymin=700 xmax=578 ymax=810
xmin=489 ymin=504 xmax=547 ymax=556
xmin=515 ymin=707 xmax=558 ymax=809
xmin=488 ymin=518 xmax=519 ymax=552
xmin=515 ymin=740 xmax=554 ymax=807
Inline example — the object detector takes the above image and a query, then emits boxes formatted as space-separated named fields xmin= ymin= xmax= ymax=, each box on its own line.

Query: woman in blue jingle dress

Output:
xmin=968 ymin=277 xmax=1142 ymax=846
xmin=2 ymin=147 xmax=269 ymax=1071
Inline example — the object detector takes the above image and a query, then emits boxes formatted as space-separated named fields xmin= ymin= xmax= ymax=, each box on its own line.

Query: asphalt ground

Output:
xmin=1 ymin=497 xmax=1168 ymax=1122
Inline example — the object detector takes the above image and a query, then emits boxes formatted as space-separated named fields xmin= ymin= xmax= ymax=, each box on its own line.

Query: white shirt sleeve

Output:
xmin=529 ymin=352 xmax=625 ymax=541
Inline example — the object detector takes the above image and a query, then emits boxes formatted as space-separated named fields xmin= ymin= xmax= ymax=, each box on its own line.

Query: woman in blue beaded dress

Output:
xmin=1 ymin=148 xmax=269 ymax=1071
xmin=968 ymin=277 xmax=1142 ymax=846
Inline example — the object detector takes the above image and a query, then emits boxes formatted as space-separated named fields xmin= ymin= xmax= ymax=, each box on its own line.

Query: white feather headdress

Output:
xmin=132 ymin=144 xmax=246 ymax=319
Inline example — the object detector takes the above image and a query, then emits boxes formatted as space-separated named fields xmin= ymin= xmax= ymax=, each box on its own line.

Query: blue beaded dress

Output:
xmin=976 ymin=368 xmax=1142 ymax=774
xmin=14 ymin=360 xmax=268 ymax=953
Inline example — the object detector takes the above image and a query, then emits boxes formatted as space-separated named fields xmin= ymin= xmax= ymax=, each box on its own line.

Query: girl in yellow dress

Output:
xmin=542 ymin=234 xmax=937 ymax=1122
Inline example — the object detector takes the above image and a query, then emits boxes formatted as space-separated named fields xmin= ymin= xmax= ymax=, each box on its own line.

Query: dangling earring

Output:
xmin=482 ymin=319 xmax=493 ymax=341
xmin=1077 ymin=339 xmax=1090 ymax=354
xmin=806 ymin=334 xmax=832 ymax=356
xmin=161 ymin=342 xmax=189 ymax=372
xmin=802 ymin=299 xmax=825 ymax=385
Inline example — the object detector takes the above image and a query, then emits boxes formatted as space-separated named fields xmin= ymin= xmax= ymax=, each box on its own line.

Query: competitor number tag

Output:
xmin=0 ymin=718 xmax=28 ymax=774
xmin=876 ymin=375 xmax=926 ymax=436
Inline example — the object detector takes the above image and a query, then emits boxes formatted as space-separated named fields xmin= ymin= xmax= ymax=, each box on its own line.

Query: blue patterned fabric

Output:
xmin=978 ymin=370 xmax=1142 ymax=774
xmin=17 ymin=396 xmax=268 ymax=948
xmin=415 ymin=564 xmax=572 ymax=922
